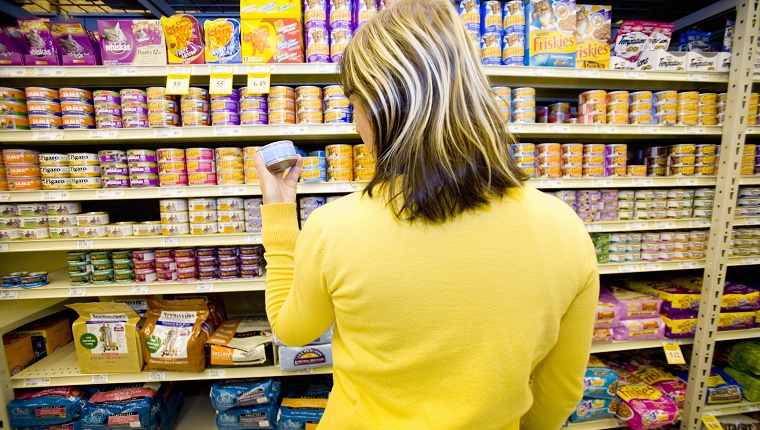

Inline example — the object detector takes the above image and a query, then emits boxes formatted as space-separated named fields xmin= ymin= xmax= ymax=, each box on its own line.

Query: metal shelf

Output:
xmin=529 ymin=176 xmax=718 ymax=189
xmin=0 ymin=298 xmax=71 ymax=334
xmin=585 ymin=219 xmax=710 ymax=233
xmin=598 ymin=259 xmax=705 ymax=274
xmin=0 ymin=233 xmax=261 ymax=253
xmin=727 ymin=257 xmax=760 ymax=266
xmin=565 ymin=418 xmax=625 ymax=430
xmin=0 ymin=269 xmax=265 ymax=300
xmin=704 ymin=400 xmax=760 ymax=415
xmin=590 ymin=337 xmax=694 ymax=354
xmin=733 ymin=217 xmax=760 ymax=227
xmin=10 ymin=344 xmax=331 ymax=388
xmin=739 ymin=177 xmax=760 ymax=185
xmin=715 ymin=327 xmax=760 ymax=342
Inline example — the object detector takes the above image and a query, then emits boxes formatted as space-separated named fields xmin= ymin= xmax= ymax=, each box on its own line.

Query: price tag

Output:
xmin=591 ymin=179 xmax=613 ymax=187
xmin=618 ymin=264 xmax=641 ymax=273
xmin=679 ymin=261 xmax=699 ymax=269
xmin=214 ymin=127 xmax=242 ymax=137
xmin=586 ymin=223 xmax=602 ymax=232
xmin=688 ymin=73 xmax=709 ymax=81
xmin=246 ymin=234 xmax=262 ymax=244
xmin=0 ymin=67 xmax=25 ymax=77
xmin=247 ymin=65 xmax=271 ymax=94
xmin=196 ymin=283 xmax=214 ymax=293
xmin=154 ymin=128 xmax=182 ymax=138
xmin=148 ymin=372 xmax=166 ymax=381
xmin=701 ymin=415 xmax=724 ymax=430
xmin=96 ymin=189 xmax=124 ymax=199
xmin=91 ymin=375 xmax=109 ymax=384
xmin=221 ymin=185 xmax=246 ymax=195
xmin=297 ymin=368 xmax=315 ymax=374
xmin=662 ymin=342 xmax=687 ymax=364
xmin=333 ymin=124 xmax=356 ymax=134
xmin=132 ymin=285 xmax=150 ymax=295
xmin=642 ymin=263 xmax=662 ymax=271
xmin=209 ymin=65 xmax=234 ymax=95
xmin=166 ymin=66 xmax=191 ymax=95
xmin=35 ymin=67 xmax=64 ymax=77
xmin=631 ymin=178 xmax=653 ymax=186
xmin=0 ymin=290 xmax=18 ymax=300
xmin=0 ymin=243 xmax=8 ymax=252
xmin=316 ymin=64 xmax=338 ymax=73
xmin=639 ymin=126 xmax=659 ymax=134
xmin=539 ymin=179 xmax=564 ymax=188
xmin=690 ymin=219 xmax=710 ymax=227
xmin=623 ymin=71 xmax=646 ymax=80
xmin=509 ymin=124 xmax=522 ymax=133
xmin=209 ymin=369 xmax=225 ymax=378
xmin=0 ymin=193 xmax=9 ymax=201
xmin=748 ymin=127 xmax=760 ymax=134
xmin=741 ymin=404 xmax=760 ymax=412
xmin=676 ymin=178 xmax=698 ymax=185
xmin=42 ymin=190 xmax=70 ymax=201
xmin=627 ymin=222 xmax=648 ymax=230
xmin=33 ymin=131 xmax=63 ymax=141
xmin=742 ymin=257 xmax=760 ymax=265
xmin=547 ymin=124 xmax=570 ymax=133
xmin=68 ymin=287 xmax=87 ymax=297
xmin=76 ymin=240 xmax=94 ymax=249
xmin=161 ymin=237 xmax=179 ymax=247
xmin=655 ymin=221 xmax=675 ymax=229
xmin=686 ymin=127 xmax=706 ymax=134
xmin=575 ymin=69 xmax=599 ymax=78
xmin=529 ymin=68 xmax=555 ymax=76
xmin=24 ymin=378 xmax=51 ymax=387
xmin=595 ymin=125 xmax=617 ymax=134
xmin=89 ymin=130 xmax=118 ymax=140
xmin=107 ymin=67 xmax=137 ymax=76
xmin=159 ymin=187 xmax=185 ymax=197
xmin=333 ymin=183 xmax=359 ymax=192
xmin=747 ymin=217 xmax=760 ymax=225
xmin=280 ymin=125 xmax=308 ymax=135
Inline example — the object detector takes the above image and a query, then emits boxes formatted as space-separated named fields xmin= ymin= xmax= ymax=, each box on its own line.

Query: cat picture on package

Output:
xmin=486 ymin=1 xmax=500 ymax=17
xmin=332 ymin=0 xmax=350 ymax=11
xmin=575 ymin=5 xmax=591 ymax=39
xmin=362 ymin=0 xmax=377 ymax=11
xmin=161 ymin=328 xmax=180 ymax=357
xmin=483 ymin=33 xmax=499 ymax=48
xmin=506 ymin=32 xmax=521 ymax=47
xmin=461 ymin=0 xmax=477 ymax=14
xmin=59 ymin=34 xmax=84 ymax=54
xmin=99 ymin=324 xmax=118 ymax=352
xmin=506 ymin=1 xmax=523 ymax=17
xmin=531 ymin=0 xmax=555 ymax=28
xmin=306 ymin=0 xmax=324 ymax=10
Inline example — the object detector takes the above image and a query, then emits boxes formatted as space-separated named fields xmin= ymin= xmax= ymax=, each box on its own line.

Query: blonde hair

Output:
xmin=339 ymin=0 xmax=528 ymax=223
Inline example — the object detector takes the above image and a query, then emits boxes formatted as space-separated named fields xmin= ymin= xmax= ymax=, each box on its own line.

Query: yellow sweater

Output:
xmin=262 ymin=185 xmax=599 ymax=429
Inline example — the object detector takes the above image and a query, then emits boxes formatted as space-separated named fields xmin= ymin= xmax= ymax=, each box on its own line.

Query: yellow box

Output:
xmin=241 ymin=0 xmax=301 ymax=19
xmin=575 ymin=5 xmax=611 ymax=69
xmin=13 ymin=317 xmax=72 ymax=361
xmin=241 ymin=19 xmax=304 ymax=63
xmin=3 ymin=333 xmax=35 ymax=375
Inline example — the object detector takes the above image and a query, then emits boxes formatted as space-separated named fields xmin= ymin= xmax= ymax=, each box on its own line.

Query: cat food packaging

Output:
xmin=623 ymin=278 xmax=700 ymax=315
xmin=140 ymin=297 xmax=211 ymax=372
xmin=353 ymin=0 xmax=378 ymax=28
xmin=612 ymin=20 xmax=674 ymax=63
xmin=0 ymin=27 xmax=25 ymax=65
xmin=79 ymin=382 xmax=167 ymax=430
xmin=216 ymin=404 xmax=278 ymax=430
xmin=480 ymin=1 xmax=502 ymax=65
xmin=569 ymin=397 xmax=617 ymax=423
xmin=633 ymin=367 xmax=687 ymax=408
xmin=606 ymin=286 xmax=663 ymax=319
xmin=575 ymin=5 xmax=611 ymax=69
xmin=241 ymin=19 xmax=304 ymax=63
xmin=501 ymin=1 xmax=525 ymax=66
xmin=524 ymin=0 xmax=576 ymax=67
xmin=98 ymin=20 xmax=167 ymax=66
xmin=68 ymin=302 xmax=142 ymax=374
xmin=614 ymin=384 xmax=679 ymax=429
xmin=305 ymin=24 xmax=330 ymax=63
xmin=13 ymin=317 xmax=72 ymax=361
xmin=330 ymin=25 xmax=352 ymax=63
xmin=210 ymin=378 xmax=282 ymax=411
xmin=49 ymin=22 xmax=99 ymax=66
xmin=205 ymin=18 xmax=242 ymax=63
xmin=724 ymin=367 xmax=760 ymax=402
xmin=6 ymin=387 xmax=88 ymax=428
xmin=162 ymin=14 xmax=205 ymax=64
xmin=674 ymin=367 xmax=742 ymax=404
xmin=241 ymin=0 xmax=302 ymax=19
xmin=278 ymin=407 xmax=326 ymax=429
xmin=279 ymin=343 xmax=333 ymax=372
xmin=596 ymin=287 xmax=622 ymax=328
xmin=612 ymin=317 xmax=665 ymax=341
xmin=583 ymin=355 xmax=619 ymax=399
xmin=206 ymin=317 xmax=275 ymax=367
xmin=458 ymin=0 xmax=480 ymax=32
xmin=17 ymin=18 xmax=59 ymax=65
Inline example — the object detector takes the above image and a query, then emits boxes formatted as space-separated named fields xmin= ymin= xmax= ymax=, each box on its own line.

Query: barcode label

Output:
xmin=91 ymin=375 xmax=109 ymax=384
xmin=618 ymin=264 xmax=641 ymax=273
xmin=24 ymin=378 xmax=51 ymax=387
xmin=132 ymin=285 xmax=150 ymax=295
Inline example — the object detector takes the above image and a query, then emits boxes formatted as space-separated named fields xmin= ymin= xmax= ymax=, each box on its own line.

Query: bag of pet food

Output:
xmin=569 ymin=397 xmax=618 ymax=423
xmin=0 ymin=26 xmax=25 ymax=65
xmin=141 ymin=297 xmax=211 ymax=372
xmin=210 ymin=378 xmax=282 ymax=411
xmin=80 ymin=383 xmax=165 ymax=429
xmin=675 ymin=366 xmax=742 ymax=404
xmin=278 ymin=407 xmax=325 ymax=428
xmin=724 ymin=366 xmax=760 ymax=402
xmin=583 ymin=355 xmax=619 ymax=399
xmin=17 ymin=18 xmax=59 ymax=65
xmin=164 ymin=293 xmax=226 ymax=331
xmin=728 ymin=340 xmax=760 ymax=376
xmin=206 ymin=317 xmax=275 ymax=367
xmin=68 ymin=302 xmax=143 ymax=374
xmin=16 ymin=420 xmax=84 ymax=430
xmin=7 ymin=387 xmax=88 ymax=428
xmin=612 ymin=317 xmax=665 ymax=341
xmin=48 ymin=22 xmax=99 ymax=65
xmin=215 ymin=404 xmax=278 ymax=430
xmin=633 ymin=367 xmax=687 ymax=408
xmin=614 ymin=384 xmax=679 ymax=429
xmin=607 ymin=286 xmax=663 ymax=319
xmin=596 ymin=288 xmax=622 ymax=328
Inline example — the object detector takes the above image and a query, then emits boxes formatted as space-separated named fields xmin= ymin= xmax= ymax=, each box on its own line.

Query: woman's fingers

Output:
xmin=284 ymin=155 xmax=303 ymax=183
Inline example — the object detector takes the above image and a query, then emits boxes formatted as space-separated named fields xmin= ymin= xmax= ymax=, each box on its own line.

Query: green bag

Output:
xmin=724 ymin=367 xmax=760 ymax=402
xmin=728 ymin=340 xmax=760 ymax=376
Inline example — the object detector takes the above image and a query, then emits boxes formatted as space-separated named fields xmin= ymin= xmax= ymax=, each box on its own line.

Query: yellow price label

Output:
xmin=662 ymin=342 xmax=686 ymax=365
xmin=166 ymin=66 xmax=191 ymax=95
xmin=209 ymin=65 xmax=234 ymax=95
xmin=247 ymin=65 xmax=271 ymax=95
xmin=701 ymin=415 xmax=724 ymax=429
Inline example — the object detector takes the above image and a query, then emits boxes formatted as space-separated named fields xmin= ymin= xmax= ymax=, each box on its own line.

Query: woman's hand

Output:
xmin=253 ymin=152 xmax=303 ymax=205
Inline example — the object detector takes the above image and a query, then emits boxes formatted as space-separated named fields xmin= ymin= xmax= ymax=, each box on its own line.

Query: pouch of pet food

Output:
xmin=162 ymin=14 xmax=205 ymax=64
xmin=68 ymin=302 xmax=142 ymax=374
xmin=0 ymin=27 xmax=25 ymax=65
xmin=17 ymin=18 xmax=59 ymax=65
xmin=612 ymin=317 xmax=665 ymax=341
xmin=583 ymin=355 xmax=619 ymax=399
xmin=204 ymin=18 xmax=241 ymax=63
xmin=206 ymin=317 xmax=274 ymax=367
xmin=141 ymin=297 xmax=210 ymax=372
xmin=607 ymin=286 xmax=663 ymax=319
xmin=215 ymin=404 xmax=277 ymax=430
xmin=614 ymin=384 xmax=679 ymax=429
xmin=7 ymin=387 xmax=88 ymax=428
xmin=210 ymin=378 xmax=282 ymax=411
xmin=569 ymin=397 xmax=617 ymax=423
xmin=48 ymin=22 xmax=99 ymax=65
xmin=80 ymin=383 xmax=164 ymax=429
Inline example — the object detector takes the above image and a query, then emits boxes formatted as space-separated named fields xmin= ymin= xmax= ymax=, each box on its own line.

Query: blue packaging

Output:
xmin=278 ymin=406 xmax=325 ymax=429
xmin=675 ymin=367 xmax=742 ymax=404
xmin=524 ymin=0 xmax=577 ymax=67
xmin=80 ymin=383 xmax=163 ymax=430
xmin=17 ymin=420 xmax=84 ymax=430
xmin=309 ymin=150 xmax=327 ymax=157
xmin=210 ymin=379 xmax=282 ymax=411
xmin=502 ymin=30 xmax=525 ymax=66
xmin=678 ymin=29 xmax=711 ymax=52
xmin=568 ymin=397 xmax=617 ymax=423
xmin=7 ymin=388 xmax=88 ymax=429
xmin=582 ymin=356 xmax=619 ymax=399
xmin=215 ymin=404 xmax=277 ymax=430
xmin=300 ymin=168 xmax=328 ymax=182
xmin=457 ymin=0 xmax=480 ymax=31
xmin=481 ymin=31 xmax=503 ymax=65
xmin=480 ymin=1 xmax=503 ymax=33
xmin=205 ymin=18 xmax=242 ymax=63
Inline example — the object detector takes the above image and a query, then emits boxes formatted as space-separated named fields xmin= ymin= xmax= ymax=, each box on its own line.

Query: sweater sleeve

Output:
xmin=261 ymin=202 xmax=335 ymax=346
xmin=521 ymin=263 xmax=600 ymax=430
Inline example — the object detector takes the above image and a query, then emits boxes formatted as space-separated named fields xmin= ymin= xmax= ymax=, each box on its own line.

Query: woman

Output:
xmin=254 ymin=0 xmax=599 ymax=427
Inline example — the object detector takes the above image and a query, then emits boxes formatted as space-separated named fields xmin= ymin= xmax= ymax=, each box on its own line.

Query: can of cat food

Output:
xmin=94 ymin=116 xmax=123 ymax=129
xmin=269 ymin=86 xmax=295 ymax=100
xmin=183 ymin=87 xmax=209 ymax=101
xmin=0 ymin=115 xmax=30 ymax=130
xmin=27 ymin=101 xmax=61 ymax=117
xmin=70 ymin=177 xmax=101 ymax=189
xmin=69 ymin=165 xmax=101 ymax=178
xmin=653 ymin=91 xmax=677 ymax=104
xmin=6 ymin=164 xmax=40 ymax=178
xmin=161 ymin=223 xmax=190 ymax=236
xmin=41 ymin=177 xmax=71 ymax=189
xmin=129 ymin=175 xmax=159 ymax=187
xmin=211 ymin=112 xmax=240 ymax=126
xmin=26 ymin=87 xmax=60 ymax=103
xmin=181 ymin=112 xmax=211 ymax=126
xmin=8 ymin=178 xmax=42 ymax=191
xmin=126 ymin=149 xmax=157 ymax=163
xmin=77 ymin=225 xmax=107 ymax=238
xmin=58 ymin=102 xmax=93 ymax=118
xmin=123 ymin=115 xmax=150 ymax=129
xmin=191 ymin=222 xmax=218 ymax=235
xmin=146 ymin=87 xmax=168 ymax=101
xmin=629 ymin=113 xmax=653 ymax=124
xmin=181 ymin=100 xmax=210 ymax=114
xmin=158 ymin=161 xmax=186 ymax=174
xmin=59 ymin=88 xmax=93 ymax=104
xmin=93 ymin=104 xmax=121 ymax=117
xmin=92 ymin=90 xmax=120 ymax=104
xmin=120 ymin=89 xmax=147 ymax=104
xmin=188 ymin=172 xmax=217 ymax=186
xmin=512 ymin=87 xmax=535 ymax=101
xmin=185 ymin=147 xmax=215 ymax=161
xmin=29 ymin=115 xmax=62 ymax=129
xmin=3 ymin=149 xmax=37 ymax=164
xmin=149 ymin=112 xmax=180 ymax=128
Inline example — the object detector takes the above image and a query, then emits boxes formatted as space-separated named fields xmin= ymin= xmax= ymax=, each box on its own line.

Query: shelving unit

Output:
xmin=0 ymin=233 xmax=261 ymax=253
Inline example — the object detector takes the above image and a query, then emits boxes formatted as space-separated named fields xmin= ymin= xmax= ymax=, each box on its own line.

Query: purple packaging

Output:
xmin=329 ymin=0 xmax=352 ymax=29
xmin=123 ymin=116 xmax=150 ymax=128
xmin=129 ymin=175 xmax=160 ymax=187
xmin=122 ymin=104 xmax=150 ymax=116
xmin=102 ymin=177 xmax=130 ymax=188
xmin=219 ymin=267 xmax=239 ymax=280
xmin=86 ymin=29 xmax=102 ymax=65
xmin=94 ymin=105 xmax=122 ymax=117
xmin=129 ymin=164 xmax=159 ymax=175
xmin=353 ymin=0 xmax=379 ymax=28
xmin=0 ymin=27 xmax=25 ymax=65
xmin=49 ymin=22 xmax=99 ymax=66
xmin=662 ymin=313 xmax=697 ymax=339
xmin=242 ymin=112 xmax=268 ymax=125
xmin=95 ymin=116 xmax=124 ymax=128
xmin=612 ymin=317 xmax=665 ymax=341
xmin=5 ymin=26 xmax=26 ymax=56
xmin=98 ymin=20 xmax=167 ymax=66
xmin=723 ymin=282 xmax=760 ymax=312
xmin=306 ymin=24 xmax=330 ymax=63
xmin=210 ymin=100 xmax=240 ymax=113
xmin=596 ymin=288 xmax=622 ymax=329
xmin=305 ymin=0 xmax=328 ymax=28
xmin=17 ymin=18 xmax=59 ymax=65
xmin=102 ymin=165 xmax=129 ymax=176
xmin=211 ymin=90 xmax=240 ymax=101
xmin=241 ymin=266 xmax=264 ymax=278
xmin=94 ymin=91 xmax=121 ymax=105
xmin=198 ymin=268 xmax=217 ymax=280
xmin=98 ymin=151 xmax=127 ymax=163
xmin=211 ymin=112 xmax=241 ymax=126
xmin=120 ymin=90 xmax=148 ymax=103
xmin=128 ymin=153 xmax=158 ymax=163
xmin=330 ymin=25 xmax=352 ymax=63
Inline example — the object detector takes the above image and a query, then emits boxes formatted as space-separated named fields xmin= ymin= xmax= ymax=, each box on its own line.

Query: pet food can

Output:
xmin=41 ymin=178 xmax=71 ymax=189
xmin=69 ymin=165 xmax=101 ymax=178
xmin=78 ymin=225 xmax=107 ymax=238
xmin=26 ymin=87 xmax=60 ymax=103
xmin=107 ymin=222 xmax=134 ymax=237
xmin=93 ymin=90 xmax=120 ymax=104
xmin=77 ymin=212 xmax=109 ymax=227
xmin=120 ymin=89 xmax=148 ymax=103
xmin=29 ymin=115 xmax=62 ymax=129
xmin=71 ymin=177 xmax=102 ymax=189
xmin=59 ymin=88 xmax=93 ymax=104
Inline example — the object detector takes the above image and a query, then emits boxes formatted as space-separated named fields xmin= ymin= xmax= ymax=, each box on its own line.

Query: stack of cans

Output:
xmin=39 ymin=153 xmax=70 ymax=190
xmin=492 ymin=86 xmax=511 ymax=122
xmin=211 ymin=89 xmax=240 ymax=127
xmin=177 ymin=248 xmax=199 ymax=282
xmin=575 ymin=190 xmax=618 ymax=223
xmin=578 ymin=90 xmax=606 ymax=125
xmin=243 ymin=147 xmax=261 ymax=184
xmin=60 ymin=88 xmax=95 ymax=130
xmin=511 ymin=143 xmax=536 ymax=177
xmin=502 ymin=1 xmax=524 ymax=66
xmin=323 ymin=85 xmax=352 ymax=124
xmin=181 ymin=87 xmax=211 ymax=126
xmin=89 ymin=251 xmax=115 ymax=284
xmin=628 ymin=91 xmax=653 ymax=125
xmin=217 ymin=197 xmax=245 ymax=234
xmin=742 ymin=144 xmax=758 ymax=176
xmin=458 ymin=0 xmax=481 ymax=56
xmin=697 ymin=93 xmax=718 ymax=126
xmin=718 ymin=93 xmax=727 ymax=125
xmin=748 ymin=93 xmax=759 ymax=125
xmin=127 ymin=149 xmax=159 ymax=188
xmin=730 ymin=228 xmax=760 ymax=257
xmin=189 ymin=198 xmax=218 ymax=235
xmin=581 ymin=144 xmax=606 ymax=177
xmin=737 ymin=186 xmax=760 ymax=217
xmin=536 ymin=143 xmax=561 ymax=178
xmin=157 ymin=148 xmax=188 ymax=187
xmin=560 ymin=143 xmax=582 ymax=177
xmin=18 ymin=202 xmax=49 ymax=240
xmin=0 ymin=203 xmax=20 ymax=241
xmin=606 ymin=91 xmax=629 ymax=125
xmin=650 ymin=91 xmax=675 ymax=125
xmin=218 ymin=247 xmax=240 ymax=280
xmin=120 ymin=89 xmax=149 ymax=128
xmin=99 ymin=150 xmax=129 ymax=189
xmin=629 ymin=189 xmax=667 ymax=221
xmin=159 ymin=198 xmax=190 ymax=236
xmin=69 ymin=153 xmax=102 ymax=190
xmin=547 ymin=103 xmax=572 ymax=124
xmin=93 ymin=90 xmax=123 ymax=129
xmin=196 ymin=248 xmax=214 ymax=281
xmin=26 ymin=87 xmax=62 ymax=130
xmin=239 ymin=88 xmax=268 ymax=125
xmin=644 ymin=146 xmax=668 ymax=177
xmin=676 ymin=91 xmax=699 ymax=126
xmin=240 ymin=245 xmax=265 ymax=279
xmin=48 ymin=202 xmax=81 ymax=239
xmin=326 ymin=144 xmax=353 ymax=181
xmin=4 ymin=149 xmax=41 ymax=191
xmin=304 ymin=0 xmax=329 ymax=63
xmin=147 ymin=87 xmax=180 ymax=128
xmin=300 ymin=196 xmax=326 ymax=223
xmin=296 ymin=86 xmax=324 ymax=124
xmin=114 ymin=251 xmax=137 ymax=282
xmin=0 ymin=87 xmax=30 ymax=130
xmin=604 ymin=144 xmax=627 ymax=177
xmin=692 ymin=188 xmax=715 ymax=219
xmin=68 ymin=251 xmax=91 ymax=285
xmin=667 ymin=144 xmax=697 ymax=176
xmin=187 ymin=147 xmax=217 ymax=186
xmin=329 ymin=0 xmax=352 ymax=63
xmin=216 ymin=147 xmax=244 ymax=185
xmin=511 ymin=87 xmax=535 ymax=123
xmin=353 ymin=144 xmax=375 ymax=181
xmin=107 ymin=221 xmax=134 ymax=237
xmin=77 ymin=211 xmax=109 ymax=239
xmin=694 ymin=144 xmax=719 ymax=176
xmin=269 ymin=86 xmax=296 ymax=125
xmin=479 ymin=0 xmax=502 ymax=65
xmin=301 ymin=151 xmax=327 ymax=182
xmin=0 ymin=152 xmax=7 ymax=191
xmin=245 ymin=198 xmax=263 ymax=233
xmin=155 ymin=249 xmax=178 ymax=282
xmin=133 ymin=250 xmax=157 ymax=283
